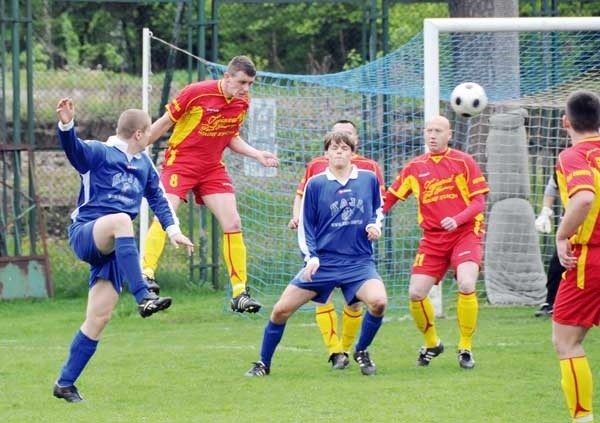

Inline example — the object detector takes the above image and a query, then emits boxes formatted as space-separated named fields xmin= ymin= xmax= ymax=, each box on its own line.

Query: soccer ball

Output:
xmin=450 ymin=82 xmax=488 ymax=118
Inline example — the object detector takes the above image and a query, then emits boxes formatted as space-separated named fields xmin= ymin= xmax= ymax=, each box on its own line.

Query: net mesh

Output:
xmin=147 ymin=27 xmax=600 ymax=312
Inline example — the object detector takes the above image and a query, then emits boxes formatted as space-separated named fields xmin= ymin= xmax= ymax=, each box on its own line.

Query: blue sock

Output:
xmin=115 ymin=237 xmax=149 ymax=304
xmin=57 ymin=330 xmax=99 ymax=387
xmin=354 ymin=311 xmax=383 ymax=352
xmin=260 ymin=320 xmax=286 ymax=367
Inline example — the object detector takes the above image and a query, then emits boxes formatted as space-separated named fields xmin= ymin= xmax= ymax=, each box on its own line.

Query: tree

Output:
xmin=448 ymin=0 xmax=519 ymax=100
xmin=217 ymin=2 xmax=364 ymax=74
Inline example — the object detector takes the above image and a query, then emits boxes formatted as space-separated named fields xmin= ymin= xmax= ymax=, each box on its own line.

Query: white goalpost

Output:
xmin=423 ymin=16 xmax=600 ymax=316
xmin=138 ymin=27 xmax=152 ymax=260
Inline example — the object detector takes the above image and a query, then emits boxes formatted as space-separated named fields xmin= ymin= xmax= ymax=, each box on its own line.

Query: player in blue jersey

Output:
xmin=245 ymin=130 xmax=387 ymax=377
xmin=52 ymin=98 xmax=194 ymax=403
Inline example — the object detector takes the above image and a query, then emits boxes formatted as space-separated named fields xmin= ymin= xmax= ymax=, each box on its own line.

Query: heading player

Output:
xmin=141 ymin=56 xmax=279 ymax=313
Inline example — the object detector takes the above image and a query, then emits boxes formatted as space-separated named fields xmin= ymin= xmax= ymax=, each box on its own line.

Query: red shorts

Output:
xmin=160 ymin=163 xmax=235 ymax=205
xmin=411 ymin=228 xmax=483 ymax=282
xmin=553 ymin=244 xmax=600 ymax=328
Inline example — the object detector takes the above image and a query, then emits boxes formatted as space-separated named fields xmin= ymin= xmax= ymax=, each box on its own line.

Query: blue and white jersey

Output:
xmin=58 ymin=121 xmax=179 ymax=233
xmin=298 ymin=165 xmax=384 ymax=263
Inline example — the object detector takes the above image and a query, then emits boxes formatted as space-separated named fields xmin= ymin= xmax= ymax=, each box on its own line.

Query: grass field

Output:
xmin=0 ymin=288 xmax=597 ymax=423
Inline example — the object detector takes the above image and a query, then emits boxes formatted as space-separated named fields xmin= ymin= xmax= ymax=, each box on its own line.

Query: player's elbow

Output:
xmin=572 ymin=190 xmax=594 ymax=211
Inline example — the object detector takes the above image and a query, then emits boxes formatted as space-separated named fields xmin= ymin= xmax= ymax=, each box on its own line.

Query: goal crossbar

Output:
xmin=424 ymin=17 xmax=600 ymax=121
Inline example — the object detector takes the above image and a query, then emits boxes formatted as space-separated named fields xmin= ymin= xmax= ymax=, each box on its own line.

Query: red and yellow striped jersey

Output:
xmin=384 ymin=148 xmax=489 ymax=231
xmin=163 ymin=79 xmax=249 ymax=170
xmin=556 ymin=136 xmax=600 ymax=245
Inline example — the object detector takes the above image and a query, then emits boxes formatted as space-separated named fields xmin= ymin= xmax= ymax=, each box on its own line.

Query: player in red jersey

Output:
xmin=383 ymin=115 xmax=488 ymax=370
xmin=142 ymin=56 xmax=279 ymax=313
xmin=553 ymin=90 xmax=600 ymax=423
xmin=288 ymin=120 xmax=385 ymax=370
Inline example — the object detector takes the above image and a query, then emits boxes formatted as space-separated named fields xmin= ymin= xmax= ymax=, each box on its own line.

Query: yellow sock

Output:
xmin=223 ymin=232 xmax=247 ymax=297
xmin=315 ymin=304 xmax=341 ymax=355
xmin=141 ymin=218 xmax=167 ymax=278
xmin=341 ymin=305 xmax=363 ymax=353
xmin=410 ymin=297 xmax=439 ymax=348
xmin=457 ymin=291 xmax=478 ymax=351
xmin=560 ymin=356 xmax=594 ymax=422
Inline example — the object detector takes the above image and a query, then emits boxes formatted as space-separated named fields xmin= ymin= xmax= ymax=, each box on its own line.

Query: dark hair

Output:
xmin=333 ymin=119 xmax=357 ymax=130
xmin=227 ymin=56 xmax=257 ymax=77
xmin=323 ymin=131 xmax=356 ymax=152
xmin=566 ymin=90 xmax=600 ymax=132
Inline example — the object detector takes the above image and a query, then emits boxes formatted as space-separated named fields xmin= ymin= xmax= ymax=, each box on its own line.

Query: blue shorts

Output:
xmin=69 ymin=221 xmax=123 ymax=294
xmin=291 ymin=258 xmax=381 ymax=305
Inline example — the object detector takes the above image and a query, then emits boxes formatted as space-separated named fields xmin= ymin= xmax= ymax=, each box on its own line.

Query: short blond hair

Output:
xmin=116 ymin=109 xmax=151 ymax=139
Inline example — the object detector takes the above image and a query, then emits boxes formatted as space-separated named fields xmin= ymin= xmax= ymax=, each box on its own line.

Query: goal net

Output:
xmin=142 ymin=17 xmax=600 ymax=314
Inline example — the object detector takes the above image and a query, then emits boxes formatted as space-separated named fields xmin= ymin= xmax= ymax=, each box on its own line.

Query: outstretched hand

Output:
xmin=56 ymin=98 xmax=75 ymax=124
xmin=258 ymin=150 xmax=280 ymax=168
xmin=169 ymin=233 xmax=195 ymax=256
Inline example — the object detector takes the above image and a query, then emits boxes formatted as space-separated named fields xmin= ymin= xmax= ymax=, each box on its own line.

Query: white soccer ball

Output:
xmin=450 ymin=82 xmax=488 ymax=118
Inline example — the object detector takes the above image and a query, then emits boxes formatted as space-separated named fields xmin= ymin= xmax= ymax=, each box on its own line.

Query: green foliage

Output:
xmin=12 ymin=0 xmax=600 ymax=75
xmin=0 ymin=293 xmax=596 ymax=422
xmin=388 ymin=2 xmax=449 ymax=49
xmin=80 ymin=42 xmax=124 ymax=71
xmin=218 ymin=2 xmax=364 ymax=73
xmin=18 ymin=42 xmax=50 ymax=71
xmin=342 ymin=48 xmax=363 ymax=71
xmin=521 ymin=0 xmax=600 ymax=17
xmin=57 ymin=12 xmax=80 ymax=68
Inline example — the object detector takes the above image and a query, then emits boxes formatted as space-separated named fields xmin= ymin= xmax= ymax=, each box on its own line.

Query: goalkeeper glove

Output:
xmin=534 ymin=206 xmax=553 ymax=234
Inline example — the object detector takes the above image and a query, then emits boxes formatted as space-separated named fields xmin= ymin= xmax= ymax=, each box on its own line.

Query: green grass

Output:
xmin=0 ymin=290 xmax=596 ymax=423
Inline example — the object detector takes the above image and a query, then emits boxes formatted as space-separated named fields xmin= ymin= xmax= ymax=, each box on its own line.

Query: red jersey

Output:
xmin=556 ymin=136 xmax=600 ymax=246
xmin=296 ymin=154 xmax=385 ymax=196
xmin=163 ymin=79 xmax=249 ymax=170
xmin=384 ymin=148 xmax=489 ymax=232
xmin=554 ymin=137 xmax=600 ymax=325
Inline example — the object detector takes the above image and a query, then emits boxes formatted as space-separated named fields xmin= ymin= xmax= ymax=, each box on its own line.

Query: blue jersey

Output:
xmin=298 ymin=165 xmax=383 ymax=262
xmin=58 ymin=122 xmax=178 ymax=232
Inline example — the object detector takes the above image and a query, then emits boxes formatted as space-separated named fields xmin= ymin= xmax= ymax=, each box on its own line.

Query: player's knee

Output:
xmin=367 ymin=296 xmax=387 ymax=317
xmin=270 ymin=303 xmax=293 ymax=324
xmin=83 ymin=312 xmax=112 ymax=338
xmin=112 ymin=212 xmax=133 ymax=229
xmin=457 ymin=279 xmax=476 ymax=294
xmin=552 ymin=335 xmax=570 ymax=357
xmin=408 ymin=286 xmax=428 ymax=302
xmin=222 ymin=216 xmax=242 ymax=232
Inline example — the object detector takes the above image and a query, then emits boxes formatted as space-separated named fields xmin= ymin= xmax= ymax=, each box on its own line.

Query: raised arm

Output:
xmin=56 ymin=97 xmax=75 ymax=124
xmin=148 ymin=112 xmax=175 ymax=145
xmin=56 ymin=97 xmax=97 ymax=173
xmin=228 ymin=135 xmax=279 ymax=167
